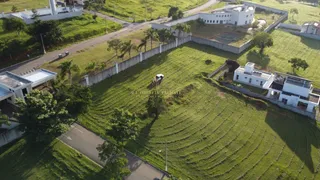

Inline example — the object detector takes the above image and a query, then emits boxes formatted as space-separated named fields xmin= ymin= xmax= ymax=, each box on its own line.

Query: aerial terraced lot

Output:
xmin=79 ymin=43 xmax=320 ymax=179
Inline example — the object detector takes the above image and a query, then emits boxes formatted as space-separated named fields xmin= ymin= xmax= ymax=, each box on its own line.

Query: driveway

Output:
xmin=59 ymin=124 xmax=167 ymax=180
xmin=1 ymin=0 xmax=219 ymax=75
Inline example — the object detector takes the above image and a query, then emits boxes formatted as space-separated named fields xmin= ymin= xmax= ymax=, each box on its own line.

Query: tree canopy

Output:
xmin=252 ymin=32 xmax=273 ymax=55
xmin=107 ymin=108 xmax=139 ymax=144
xmin=168 ymin=7 xmax=184 ymax=20
xmin=15 ymin=90 xmax=74 ymax=142
xmin=288 ymin=58 xmax=309 ymax=72
xmin=2 ymin=17 xmax=26 ymax=35
xmin=146 ymin=90 xmax=166 ymax=119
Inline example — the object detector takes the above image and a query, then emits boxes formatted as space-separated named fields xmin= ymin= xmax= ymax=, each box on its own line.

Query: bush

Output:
xmin=205 ymin=59 xmax=212 ymax=65
xmin=251 ymin=21 xmax=259 ymax=29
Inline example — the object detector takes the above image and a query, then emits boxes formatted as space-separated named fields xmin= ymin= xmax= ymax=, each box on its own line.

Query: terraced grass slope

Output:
xmin=0 ymin=138 xmax=106 ymax=180
xmin=79 ymin=43 xmax=320 ymax=179
xmin=100 ymin=0 xmax=207 ymax=22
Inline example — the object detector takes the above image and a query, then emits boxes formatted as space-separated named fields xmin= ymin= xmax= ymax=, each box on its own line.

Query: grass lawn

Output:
xmin=42 ymin=27 xmax=161 ymax=76
xmin=99 ymin=0 xmax=208 ymax=22
xmin=0 ymin=14 xmax=121 ymax=68
xmin=0 ymin=0 xmax=47 ymax=13
xmin=78 ymin=42 xmax=320 ymax=179
xmin=0 ymin=138 xmax=107 ymax=180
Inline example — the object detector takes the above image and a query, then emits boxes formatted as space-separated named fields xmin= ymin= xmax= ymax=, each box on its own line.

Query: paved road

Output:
xmin=59 ymin=124 xmax=167 ymax=180
xmin=1 ymin=0 xmax=218 ymax=75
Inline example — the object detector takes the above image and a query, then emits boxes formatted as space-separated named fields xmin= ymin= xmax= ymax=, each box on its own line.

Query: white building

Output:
xmin=0 ymin=69 xmax=57 ymax=105
xmin=233 ymin=62 xmax=275 ymax=89
xmin=1 ymin=0 xmax=82 ymax=24
xmin=268 ymin=75 xmax=319 ymax=113
xmin=301 ymin=21 xmax=320 ymax=36
xmin=200 ymin=5 xmax=255 ymax=26
xmin=233 ymin=62 xmax=320 ymax=113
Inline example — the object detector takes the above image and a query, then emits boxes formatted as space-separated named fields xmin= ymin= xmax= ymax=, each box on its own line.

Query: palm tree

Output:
xmin=174 ymin=23 xmax=191 ymax=38
xmin=58 ymin=60 xmax=80 ymax=84
xmin=122 ymin=40 xmax=135 ymax=58
xmin=157 ymin=29 xmax=175 ymax=44
xmin=138 ymin=38 xmax=148 ymax=52
xmin=145 ymin=28 xmax=159 ymax=49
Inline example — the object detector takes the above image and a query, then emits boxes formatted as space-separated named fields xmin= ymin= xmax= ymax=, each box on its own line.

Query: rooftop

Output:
xmin=236 ymin=67 xmax=272 ymax=80
xmin=0 ymin=72 xmax=31 ymax=89
xmin=303 ymin=21 xmax=320 ymax=28
xmin=22 ymin=69 xmax=57 ymax=88
xmin=285 ymin=76 xmax=311 ymax=89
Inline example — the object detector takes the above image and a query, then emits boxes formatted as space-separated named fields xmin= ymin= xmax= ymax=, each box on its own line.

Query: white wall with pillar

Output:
xmin=49 ymin=0 xmax=57 ymax=15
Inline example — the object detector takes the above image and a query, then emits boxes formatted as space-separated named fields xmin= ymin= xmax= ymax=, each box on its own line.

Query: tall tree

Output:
xmin=15 ymin=90 xmax=73 ymax=142
xmin=58 ymin=60 xmax=80 ymax=84
xmin=252 ymin=32 xmax=273 ymax=55
xmin=107 ymin=108 xmax=139 ymax=144
xmin=96 ymin=141 xmax=131 ymax=179
xmin=138 ymin=38 xmax=148 ymax=52
xmin=27 ymin=20 xmax=63 ymax=46
xmin=288 ymin=58 xmax=309 ymax=72
xmin=157 ymin=29 xmax=175 ymax=44
xmin=2 ymin=18 xmax=26 ymax=36
xmin=107 ymin=39 xmax=122 ymax=57
xmin=290 ymin=8 xmax=299 ymax=20
xmin=146 ymin=90 xmax=166 ymax=119
xmin=174 ymin=23 xmax=191 ymax=38
xmin=11 ymin=5 xmax=18 ymax=12
xmin=168 ymin=6 xmax=183 ymax=20
xmin=145 ymin=28 xmax=159 ymax=49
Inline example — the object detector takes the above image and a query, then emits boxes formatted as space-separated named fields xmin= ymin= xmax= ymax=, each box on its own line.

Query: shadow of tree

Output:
xmin=265 ymin=108 xmax=320 ymax=174
xmin=246 ymin=50 xmax=270 ymax=69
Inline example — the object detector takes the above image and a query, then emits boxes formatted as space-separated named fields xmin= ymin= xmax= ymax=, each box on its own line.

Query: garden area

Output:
xmin=0 ymin=13 xmax=121 ymax=68
xmin=78 ymin=42 xmax=320 ymax=179
xmin=0 ymin=138 xmax=107 ymax=180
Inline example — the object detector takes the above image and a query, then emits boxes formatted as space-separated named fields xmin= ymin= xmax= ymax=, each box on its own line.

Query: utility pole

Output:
xmin=40 ymin=33 xmax=46 ymax=54
xmin=165 ymin=141 xmax=168 ymax=171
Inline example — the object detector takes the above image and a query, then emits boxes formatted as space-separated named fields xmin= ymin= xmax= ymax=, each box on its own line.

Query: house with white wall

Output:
xmin=0 ymin=69 xmax=57 ymax=105
xmin=233 ymin=62 xmax=275 ymax=89
xmin=200 ymin=4 xmax=255 ymax=26
xmin=233 ymin=62 xmax=320 ymax=113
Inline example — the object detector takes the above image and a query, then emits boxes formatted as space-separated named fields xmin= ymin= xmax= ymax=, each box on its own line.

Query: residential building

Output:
xmin=233 ymin=62 xmax=275 ymax=89
xmin=200 ymin=5 xmax=255 ymax=26
xmin=301 ymin=21 xmax=320 ymax=36
xmin=0 ymin=69 xmax=57 ymax=105
xmin=268 ymin=74 xmax=319 ymax=112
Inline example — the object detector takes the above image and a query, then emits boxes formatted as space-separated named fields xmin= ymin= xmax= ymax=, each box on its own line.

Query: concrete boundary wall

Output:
xmin=83 ymin=37 xmax=191 ymax=86
xmin=0 ymin=127 xmax=24 ymax=147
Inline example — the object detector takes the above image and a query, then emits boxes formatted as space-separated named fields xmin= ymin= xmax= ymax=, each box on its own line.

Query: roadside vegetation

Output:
xmin=78 ymin=42 xmax=320 ymax=179
xmin=0 ymin=14 xmax=121 ymax=68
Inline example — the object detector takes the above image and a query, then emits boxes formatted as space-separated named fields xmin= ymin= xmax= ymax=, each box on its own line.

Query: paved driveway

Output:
xmin=59 ymin=124 xmax=167 ymax=180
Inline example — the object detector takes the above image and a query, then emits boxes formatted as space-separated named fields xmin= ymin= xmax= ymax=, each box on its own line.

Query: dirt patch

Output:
xmin=217 ymin=91 xmax=225 ymax=98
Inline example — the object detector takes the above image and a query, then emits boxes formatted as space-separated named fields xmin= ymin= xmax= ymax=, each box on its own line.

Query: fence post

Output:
xmin=160 ymin=44 xmax=163 ymax=53
xmin=115 ymin=63 xmax=119 ymax=74
xmin=84 ymin=75 xmax=89 ymax=86
xmin=140 ymin=52 xmax=143 ymax=62
xmin=176 ymin=38 xmax=178 ymax=47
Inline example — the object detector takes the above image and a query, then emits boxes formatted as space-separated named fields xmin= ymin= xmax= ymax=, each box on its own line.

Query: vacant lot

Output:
xmin=0 ymin=0 xmax=47 ymax=12
xmin=100 ymin=0 xmax=207 ymax=22
xmin=79 ymin=43 xmax=320 ymax=179
xmin=0 ymin=138 xmax=107 ymax=180
xmin=0 ymin=14 xmax=121 ymax=68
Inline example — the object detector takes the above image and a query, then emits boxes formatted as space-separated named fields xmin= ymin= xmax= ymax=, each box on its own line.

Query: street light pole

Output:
xmin=40 ymin=33 xmax=46 ymax=54
xmin=165 ymin=141 xmax=168 ymax=171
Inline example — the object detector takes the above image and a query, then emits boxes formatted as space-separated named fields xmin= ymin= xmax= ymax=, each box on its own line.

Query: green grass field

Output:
xmin=78 ymin=42 xmax=320 ymax=179
xmin=100 ymin=0 xmax=208 ymax=22
xmin=0 ymin=0 xmax=47 ymax=13
xmin=0 ymin=138 xmax=107 ymax=180
xmin=0 ymin=14 xmax=121 ymax=68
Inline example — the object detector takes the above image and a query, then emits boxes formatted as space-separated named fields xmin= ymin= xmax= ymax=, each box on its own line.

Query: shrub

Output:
xmin=205 ymin=59 xmax=212 ymax=65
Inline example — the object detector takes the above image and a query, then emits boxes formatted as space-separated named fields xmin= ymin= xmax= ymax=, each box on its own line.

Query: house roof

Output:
xmin=285 ymin=76 xmax=311 ymax=88
xmin=22 ymin=69 xmax=57 ymax=88
xmin=0 ymin=72 xmax=32 ymax=89
xmin=303 ymin=21 xmax=320 ymax=29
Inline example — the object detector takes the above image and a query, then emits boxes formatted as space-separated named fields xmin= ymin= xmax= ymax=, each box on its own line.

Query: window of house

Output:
xmin=236 ymin=75 xmax=239 ymax=80
xmin=260 ymin=81 xmax=263 ymax=86
xmin=246 ymin=15 xmax=248 ymax=17
xmin=213 ymin=20 xmax=215 ymax=23
xmin=22 ymin=88 xmax=28 ymax=97
xmin=249 ymin=78 xmax=252 ymax=83
xmin=245 ymin=77 xmax=247 ymax=79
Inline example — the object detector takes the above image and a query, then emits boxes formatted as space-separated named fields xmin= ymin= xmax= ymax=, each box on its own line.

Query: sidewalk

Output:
xmin=59 ymin=123 xmax=167 ymax=180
